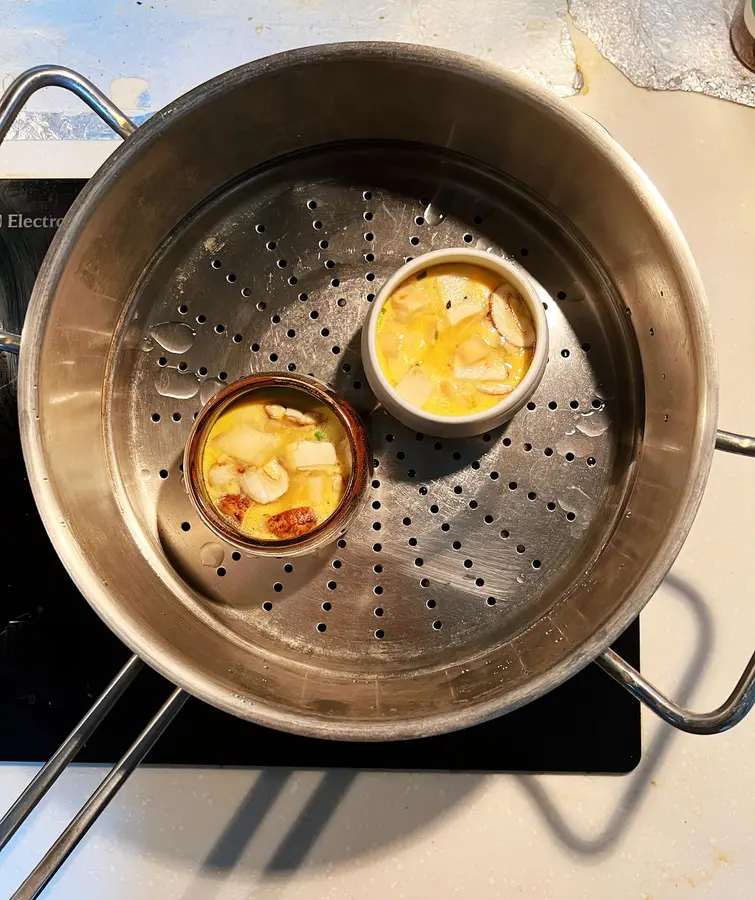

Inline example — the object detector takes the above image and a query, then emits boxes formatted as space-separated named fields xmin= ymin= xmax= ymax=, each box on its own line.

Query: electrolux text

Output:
xmin=0 ymin=214 xmax=64 ymax=228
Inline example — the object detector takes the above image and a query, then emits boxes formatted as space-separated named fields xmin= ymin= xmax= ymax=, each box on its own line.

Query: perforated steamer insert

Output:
xmin=113 ymin=146 xmax=639 ymax=674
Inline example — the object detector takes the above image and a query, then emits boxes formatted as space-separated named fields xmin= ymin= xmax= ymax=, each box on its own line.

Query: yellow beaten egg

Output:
xmin=201 ymin=388 xmax=351 ymax=541
xmin=375 ymin=263 xmax=536 ymax=417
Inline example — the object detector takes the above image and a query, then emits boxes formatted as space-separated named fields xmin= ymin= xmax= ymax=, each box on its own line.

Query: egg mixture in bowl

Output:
xmin=362 ymin=248 xmax=549 ymax=437
xmin=377 ymin=263 xmax=535 ymax=415
xmin=184 ymin=374 xmax=371 ymax=555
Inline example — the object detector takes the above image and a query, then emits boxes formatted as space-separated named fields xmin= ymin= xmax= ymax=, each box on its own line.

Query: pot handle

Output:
xmin=596 ymin=429 xmax=755 ymax=733
xmin=0 ymin=65 xmax=136 ymax=356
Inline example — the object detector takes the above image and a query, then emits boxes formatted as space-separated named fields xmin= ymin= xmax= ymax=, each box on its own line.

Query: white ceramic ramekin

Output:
xmin=361 ymin=248 xmax=549 ymax=437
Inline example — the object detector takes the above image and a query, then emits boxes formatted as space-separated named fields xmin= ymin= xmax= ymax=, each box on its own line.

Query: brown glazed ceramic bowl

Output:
xmin=183 ymin=372 xmax=371 ymax=556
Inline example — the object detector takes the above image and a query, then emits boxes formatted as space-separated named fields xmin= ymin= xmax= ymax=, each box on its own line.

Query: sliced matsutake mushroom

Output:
xmin=262 ymin=457 xmax=286 ymax=481
xmin=208 ymin=461 xmax=241 ymax=490
xmin=292 ymin=440 xmax=338 ymax=470
xmin=454 ymin=360 xmax=512 ymax=382
xmin=283 ymin=407 xmax=319 ymax=426
xmin=395 ymin=368 xmax=433 ymax=408
xmin=489 ymin=285 xmax=536 ymax=348
xmin=477 ymin=382 xmax=514 ymax=396
xmin=265 ymin=403 xmax=318 ymax=426
xmin=264 ymin=404 xmax=286 ymax=420
xmin=240 ymin=464 xmax=290 ymax=504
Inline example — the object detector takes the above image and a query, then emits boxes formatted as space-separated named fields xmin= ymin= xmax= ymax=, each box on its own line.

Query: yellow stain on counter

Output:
xmin=109 ymin=76 xmax=149 ymax=110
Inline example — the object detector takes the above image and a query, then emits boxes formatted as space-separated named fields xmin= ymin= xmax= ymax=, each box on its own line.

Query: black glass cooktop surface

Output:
xmin=0 ymin=179 xmax=640 ymax=773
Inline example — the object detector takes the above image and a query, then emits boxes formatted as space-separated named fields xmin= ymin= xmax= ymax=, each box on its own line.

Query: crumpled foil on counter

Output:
xmin=3 ymin=0 xmax=580 ymax=140
xmin=11 ymin=0 xmax=753 ymax=141
xmin=8 ymin=111 xmax=151 ymax=141
xmin=570 ymin=0 xmax=755 ymax=107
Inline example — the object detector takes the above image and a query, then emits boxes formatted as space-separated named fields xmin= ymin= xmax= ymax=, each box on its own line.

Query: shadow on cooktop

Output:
xmin=99 ymin=575 xmax=710 ymax=893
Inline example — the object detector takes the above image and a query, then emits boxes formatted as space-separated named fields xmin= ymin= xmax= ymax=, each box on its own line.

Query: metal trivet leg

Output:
xmin=0 ymin=654 xmax=186 ymax=900
xmin=0 ymin=656 xmax=142 ymax=851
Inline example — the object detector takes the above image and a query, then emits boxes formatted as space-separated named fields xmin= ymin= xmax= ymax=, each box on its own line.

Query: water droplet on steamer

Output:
xmin=199 ymin=378 xmax=224 ymax=405
xmin=200 ymin=543 xmax=225 ymax=567
xmin=155 ymin=368 xmax=200 ymax=399
xmin=576 ymin=414 xmax=610 ymax=437
xmin=423 ymin=201 xmax=446 ymax=226
xmin=149 ymin=321 xmax=196 ymax=354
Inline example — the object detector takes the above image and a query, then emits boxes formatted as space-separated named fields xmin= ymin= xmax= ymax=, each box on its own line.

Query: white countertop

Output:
xmin=1 ymin=25 xmax=755 ymax=900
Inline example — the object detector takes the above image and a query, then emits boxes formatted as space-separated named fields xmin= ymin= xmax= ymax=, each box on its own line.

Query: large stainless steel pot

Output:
xmin=3 ymin=41 xmax=755 ymax=738
xmin=1 ymin=42 xmax=755 ymax=897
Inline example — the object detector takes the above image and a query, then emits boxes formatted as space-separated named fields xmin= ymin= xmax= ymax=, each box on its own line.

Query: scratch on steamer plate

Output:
xmin=444 ymin=668 xmax=457 ymax=700
xmin=380 ymin=200 xmax=399 ymax=228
